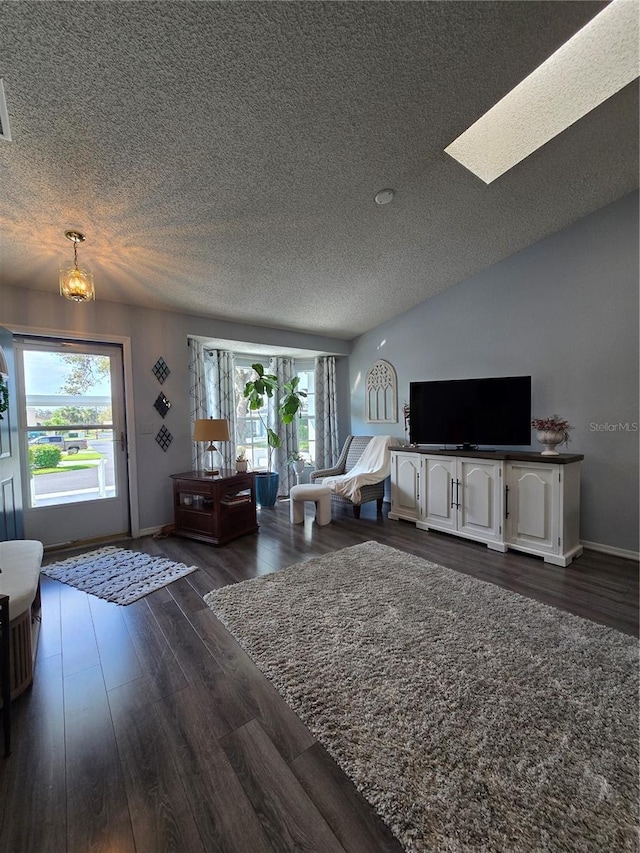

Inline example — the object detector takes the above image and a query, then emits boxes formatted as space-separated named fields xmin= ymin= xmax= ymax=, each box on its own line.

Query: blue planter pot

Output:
xmin=255 ymin=471 xmax=279 ymax=507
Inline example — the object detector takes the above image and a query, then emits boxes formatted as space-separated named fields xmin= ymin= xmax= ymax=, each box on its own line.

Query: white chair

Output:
xmin=311 ymin=435 xmax=386 ymax=518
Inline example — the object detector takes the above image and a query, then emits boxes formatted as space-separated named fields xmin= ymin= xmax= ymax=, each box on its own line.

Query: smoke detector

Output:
xmin=375 ymin=188 xmax=395 ymax=205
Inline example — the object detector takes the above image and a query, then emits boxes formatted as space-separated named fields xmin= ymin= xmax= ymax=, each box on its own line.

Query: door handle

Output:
xmin=451 ymin=478 xmax=461 ymax=510
xmin=505 ymin=485 xmax=510 ymax=519
xmin=120 ymin=431 xmax=126 ymax=452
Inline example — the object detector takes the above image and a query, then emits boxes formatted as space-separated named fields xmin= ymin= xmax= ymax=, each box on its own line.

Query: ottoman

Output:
xmin=0 ymin=539 xmax=44 ymax=701
xmin=290 ymin=484 xmax=332 ymax=526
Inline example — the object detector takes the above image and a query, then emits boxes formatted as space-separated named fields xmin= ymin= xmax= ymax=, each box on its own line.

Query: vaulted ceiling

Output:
xmin=0 ymin=2 xmax=637 ymax=338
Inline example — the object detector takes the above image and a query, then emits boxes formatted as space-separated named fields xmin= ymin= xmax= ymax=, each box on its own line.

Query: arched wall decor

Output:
xmin=365 ymin=359 xmax=398 ymax=423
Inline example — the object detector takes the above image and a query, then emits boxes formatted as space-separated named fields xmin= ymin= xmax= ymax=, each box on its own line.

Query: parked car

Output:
xmin=28 ymin=434 xmax=88 ymax=454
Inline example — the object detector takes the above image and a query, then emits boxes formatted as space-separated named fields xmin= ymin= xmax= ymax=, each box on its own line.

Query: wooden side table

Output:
xmin=170 ymin=470 xmax=258 ymax=546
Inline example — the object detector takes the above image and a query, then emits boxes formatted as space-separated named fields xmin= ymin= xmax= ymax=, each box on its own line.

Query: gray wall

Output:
xmin=0 ymin=286 xmax=350 ymax=533
xmin=349 ymin=192 xmax=639 ymax=554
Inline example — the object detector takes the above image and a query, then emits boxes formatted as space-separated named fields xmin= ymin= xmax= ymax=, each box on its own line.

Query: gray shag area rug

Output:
xmin=42 ymin=545 xmax=197 ymax=605
xmin=205 ymin=540 xmax=639 ymax=853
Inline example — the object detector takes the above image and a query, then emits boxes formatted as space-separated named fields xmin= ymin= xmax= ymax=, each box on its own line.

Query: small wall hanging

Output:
xmin=0 ymin=374 xmax=8 ymax=420
xmin=365 ymin=359 xmax=398 ymax=423
xmin=155 ymin=425 xmax=173 ymax=451
xmin=154 ymin=392 xmax=172 ymax=418
xmin=152 ymin=357 xmax=170 ymax=384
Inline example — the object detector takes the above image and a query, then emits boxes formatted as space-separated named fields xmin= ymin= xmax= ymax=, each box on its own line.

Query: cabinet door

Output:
xmin=506 ymin=463 xmax=559 ymax=554
xmin=457 ymin=459 xmax=503 ymax=543
xmin=390 ymin=453 xmax=422 ymax=521
xmin=423 ymin=456 xmax=457 ymax=531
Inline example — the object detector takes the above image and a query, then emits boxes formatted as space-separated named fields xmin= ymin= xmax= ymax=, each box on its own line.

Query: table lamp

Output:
xmin=193 ymin=418 xmax=230 ymax=476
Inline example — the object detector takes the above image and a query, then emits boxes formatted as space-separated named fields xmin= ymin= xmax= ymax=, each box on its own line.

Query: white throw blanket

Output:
xmin=322 ymin=435 xmax=398 ymax=503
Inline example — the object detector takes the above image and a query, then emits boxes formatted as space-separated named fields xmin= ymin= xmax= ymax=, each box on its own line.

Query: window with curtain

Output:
xmin=234 ymin=358 xmax=270 ymax=471
xmin=295 ymin=359 xmax=315 ymax=464
xmin=190 ymin=345 xmax=337 ymax=477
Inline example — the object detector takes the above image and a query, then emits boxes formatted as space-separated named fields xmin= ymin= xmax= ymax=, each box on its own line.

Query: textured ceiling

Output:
xmin=0 ymin=1 xmax=637 ymax=339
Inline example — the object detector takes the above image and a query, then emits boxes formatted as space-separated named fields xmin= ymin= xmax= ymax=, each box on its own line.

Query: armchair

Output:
xmin=311 ymin=435 xmax=386 ymax=518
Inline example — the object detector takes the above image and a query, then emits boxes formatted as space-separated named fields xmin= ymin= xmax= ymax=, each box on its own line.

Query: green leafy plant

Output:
xmin=0 ymin=375 xmax=8 ymax=420
xmin=243 ymin=363 xmax=306 ymax=470
xmin=31 ymin=445 xmax=62 ymax=470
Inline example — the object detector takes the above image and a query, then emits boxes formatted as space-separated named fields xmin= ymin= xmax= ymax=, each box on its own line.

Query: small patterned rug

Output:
xmin=42 ymin=546 xmax=198 ymax=605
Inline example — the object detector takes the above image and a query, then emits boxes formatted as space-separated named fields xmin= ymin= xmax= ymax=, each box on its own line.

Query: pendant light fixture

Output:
xmin=60 ymin=230 xmax=95 ymax=302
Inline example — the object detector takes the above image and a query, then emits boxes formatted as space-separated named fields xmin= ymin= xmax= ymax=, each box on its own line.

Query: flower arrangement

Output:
xmin=235 ymin=446 xmax=249 ymax=472
xmin=531 ymin=413 xmax=572 ymax=445
xmin=287 ymin=450 xmax=308 ymax=464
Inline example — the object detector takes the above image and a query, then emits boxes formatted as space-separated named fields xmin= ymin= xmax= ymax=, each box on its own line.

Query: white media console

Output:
xmin=389 ymin=448 xmax=584 ymax=566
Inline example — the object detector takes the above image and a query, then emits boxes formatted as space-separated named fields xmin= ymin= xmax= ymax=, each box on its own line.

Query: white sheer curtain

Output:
xmin=269 ymin=356 xmax=298 ymax=495
xmin=315 ymin=356 xmax=339 ymax=469
xmin=188 ymin=340 xmax=236 ymax=471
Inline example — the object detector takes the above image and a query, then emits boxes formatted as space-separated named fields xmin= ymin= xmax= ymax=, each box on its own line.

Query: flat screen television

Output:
xmin=409 ymin=376 xmax=531 ymax=449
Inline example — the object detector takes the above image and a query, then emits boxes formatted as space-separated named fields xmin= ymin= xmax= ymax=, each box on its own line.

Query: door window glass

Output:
xmin=21 ymin=348 xmax=117 ymax=508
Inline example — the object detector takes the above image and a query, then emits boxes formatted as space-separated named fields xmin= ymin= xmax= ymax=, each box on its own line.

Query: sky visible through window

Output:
xmin=23 ymin=351 xmax=111 ymax=395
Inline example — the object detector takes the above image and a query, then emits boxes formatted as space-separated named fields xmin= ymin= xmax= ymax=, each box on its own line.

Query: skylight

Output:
xmin=444 ymin=0 xmax=639 ymax=184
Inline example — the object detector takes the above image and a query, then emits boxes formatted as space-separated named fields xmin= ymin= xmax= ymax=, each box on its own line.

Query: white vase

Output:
xmin=235 ymin=459 xmax=248 ymax=473
xmin=291 ymin=459 xmax=305 ymax=485
xmin=536 ymin=430 xmax=565 ymax=456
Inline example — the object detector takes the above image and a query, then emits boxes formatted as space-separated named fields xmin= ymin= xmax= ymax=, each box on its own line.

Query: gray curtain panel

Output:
xmin=315 ymin=356 xmax=339 ymax=469
xmin=207 ymin=349 xmax=237 ymax=470
xmin=188 ymin=338 xmax=209 ymax=472
xmin=269 ymin=356 xmax=298 ymax=495
xmin=188 ymin=340 xmax=237 ymax=471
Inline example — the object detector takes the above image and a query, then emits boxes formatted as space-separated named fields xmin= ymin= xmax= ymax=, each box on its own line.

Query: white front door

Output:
xmin=15 ymin=338 xmax=130 ymax=548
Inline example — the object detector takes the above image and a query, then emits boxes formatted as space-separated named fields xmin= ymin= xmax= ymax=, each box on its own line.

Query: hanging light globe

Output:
xmin=60 ymin=230 xmax=95 ymax=302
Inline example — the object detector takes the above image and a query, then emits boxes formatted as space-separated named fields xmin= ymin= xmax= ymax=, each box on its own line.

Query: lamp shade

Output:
xmin=193 ymin=418 xmax=230 ymax=442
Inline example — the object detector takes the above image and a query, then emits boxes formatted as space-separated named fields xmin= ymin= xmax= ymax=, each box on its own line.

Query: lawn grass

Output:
xmin=32 ymin=464 xmax=97 ymax=475
xmin=64 ymin=451 xmax=103 ymax=460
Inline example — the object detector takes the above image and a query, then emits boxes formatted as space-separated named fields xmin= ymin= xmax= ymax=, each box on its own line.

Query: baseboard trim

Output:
xmin=138 ymin=526 xmax=164 ymax=538
xmin=44 ymin=531 xmax=132 ymax=553
xmin=581 ymin=540 xmax=639 ymax=562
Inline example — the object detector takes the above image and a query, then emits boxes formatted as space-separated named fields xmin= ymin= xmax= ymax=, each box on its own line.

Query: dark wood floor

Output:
xmin=0 ymin=501 xmax=637 ymax=852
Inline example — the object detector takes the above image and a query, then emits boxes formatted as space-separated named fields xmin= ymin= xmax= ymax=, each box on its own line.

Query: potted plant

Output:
xmin=243 ymin=363 xmax=306 ymax=506
xmin=235 ymin=446 xmax=248 ymax=473
xmin=531 ymin=413 xmax=572 ymax=456
xmin=288 ymin=450 xmax=308 ymax=484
